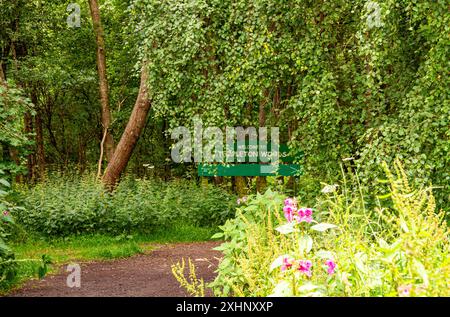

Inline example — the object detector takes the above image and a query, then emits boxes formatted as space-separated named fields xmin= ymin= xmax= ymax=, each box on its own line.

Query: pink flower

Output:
xmin=325 ymin=259 xmax=337 ymax=275
xmin=283 ymin=197 xmax=298 ymax=222
xmin=283 ymin=205 xmax=296 ymax=221
xmin=281 ymin=257 xmax=293 ymax=271
xmin=284 ymin=198 xmax=296 ymax=207
xmin=398 ymin=285 xmax=412 ymax=297
xmin=237 ymin=196 xmax=248 ymax=205
xmin=297 ymin=208 xmax=313 ymax=223
xmin=2 ymin=210 xmax=9 ymax=217
xmin=284 ymin=211 xmax=295 ymax=222
xmin=298 ymin=260 xmax=312 ymax=277
xmin=304 ymin=208 xmax=312 ymax=217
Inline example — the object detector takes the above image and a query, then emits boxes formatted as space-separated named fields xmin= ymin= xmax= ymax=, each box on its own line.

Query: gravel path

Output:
xmin=8 ymin=241 xmax=222 ymax=297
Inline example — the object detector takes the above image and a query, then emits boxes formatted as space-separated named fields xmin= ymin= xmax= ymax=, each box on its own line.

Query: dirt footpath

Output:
xmin=9 ymin=241 xmax=222 ymax=297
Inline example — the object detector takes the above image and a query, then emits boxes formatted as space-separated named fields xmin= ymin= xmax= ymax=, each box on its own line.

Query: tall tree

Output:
xmin=33 ymin=86 xmax=45 ymax=180
xmin=256 ymin=89 xmax=269 ymax=193
xmin=102 ymin=64 xmax=151 ymax=188
xmin=88 ymin=0 xmax=115 ymax=162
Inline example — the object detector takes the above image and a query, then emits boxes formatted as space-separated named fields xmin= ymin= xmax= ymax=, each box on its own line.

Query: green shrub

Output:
xmin=1 ymin=170 xmax=50 ymax=288
xmin=15 ymin=176 xmax=110 ymax=236
xmin=0 ymin=83 xmax=35 ymax=176
xmin=15 ymin=174 xmax=236 ymax=236
xmin=210 ymin=161 xmax=450 ymax=297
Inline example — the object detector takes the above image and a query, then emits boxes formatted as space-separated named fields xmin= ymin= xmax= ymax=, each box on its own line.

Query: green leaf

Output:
xmin=310 ymin=223 xmax=338 ymax=232
xmin=211 ymin=232 xmax=224 ymax=239
xmin=275 ymin=222 xmax=297 ymax=235
xmin=213 ymin=243 xmax=230 ymax=251
xmin=354 ymin=252 xmax=368 ymax=274
xmin=315 ymin=250 xmax=334 ymax=259
xmin=269 ymin=254 xmax=293 ymax=272
xmin=1 ymin=215 xmax=14 ymax=224
xmin=298 ymin=282 xmax=319 ymax=293
xmin=298 ymin=234 xmax=313 ymax=254
xmin=42 ymin=254 xmax=52 ymax=264
xmin=269 ymin=280 xmax=293 ymax=297
xmin=0 ymin=179 xmax=10 ymax=187
xmin=413 ymin=259 xmax=429 ymax=287
xmin=38 ymin=265 xmax=47 ymax=279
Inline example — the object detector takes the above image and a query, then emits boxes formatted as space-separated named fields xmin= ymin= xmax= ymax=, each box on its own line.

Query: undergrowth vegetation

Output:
xmin=1 ymin=170 xmax=50 ymax=290
xmin=1 ymin=172 xmax=235 ymax=292
xmin=203 ymin=161 xmax=449 ymax=297
xmin=14 ymin=174 xmax=236 ymax=236
xmin=2 ymin=0 xmax=448 ymax=299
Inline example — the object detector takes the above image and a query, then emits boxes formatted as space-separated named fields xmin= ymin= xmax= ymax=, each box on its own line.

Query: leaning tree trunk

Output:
xmin=102 ymin=65 xmax=150 ymax=189
xmin=88 ymin=0 xmax=115 ymax=162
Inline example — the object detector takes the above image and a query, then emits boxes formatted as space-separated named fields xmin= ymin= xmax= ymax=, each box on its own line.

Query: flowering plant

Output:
xmin=269 ymin=197 xmax=339 ymax=296
xmin=210 ymin=161 xmax=449 ymax=297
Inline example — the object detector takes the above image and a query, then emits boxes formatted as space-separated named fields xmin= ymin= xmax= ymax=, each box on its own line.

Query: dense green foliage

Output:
xmin=0 ymin=0 xmax=448 ymax=297
xmin=0 ymin=170 xmax=49 ymax=289
xmin=133 ymin=0 xmax=449 ymax=208
xmin=0 ymin=0 xmax=172 ymax=177
xmin=0 ymin=83 xmax=34 ymax=175
xmin=1 ymin=1 xmax=448 ymax=204
xmin=15 ymin=175 xmax=236 ymax=236
xmin=209 ymin=161 xmax=450 ymax=296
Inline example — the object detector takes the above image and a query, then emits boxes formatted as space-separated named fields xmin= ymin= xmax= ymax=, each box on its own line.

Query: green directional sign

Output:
xmin=198 ymin=163 xmax=302 ymax=177
xmin=198 ymin=143 xmax=303 ymax=177
xmin=230 ymin=142 xmax=296 ymax=163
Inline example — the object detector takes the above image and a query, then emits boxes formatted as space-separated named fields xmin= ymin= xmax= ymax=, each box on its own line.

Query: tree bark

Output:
xmin=256 ymin=89 xmax=269 ymax=193
xmin=24 ymin=110 xmax=35 ymax=182
xmin=213 ymin=176 xmax=224 ymax=185
xmin=235 ymin=176 xmax=247 ymax=197
xmin=0 ymin=62 xmax=6 ymax=83
xmin=35 ymin=110 xmax=45 ymax=180
xmin=8 ymin=147 xmax=22 ymax=183
xmin=88 ymin=0 xmax=115 ymax=162
xmin=102 ymin=65 xmax=150 ymax=189
xmin=78 ymin=138 xmax=87 ymax=175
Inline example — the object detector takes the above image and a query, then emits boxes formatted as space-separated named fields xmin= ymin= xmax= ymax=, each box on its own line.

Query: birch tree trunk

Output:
xmin=102 ymin=65 xmax=151 ymax=189
xmin=88 ymin=0 xmax=115 ymax=161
